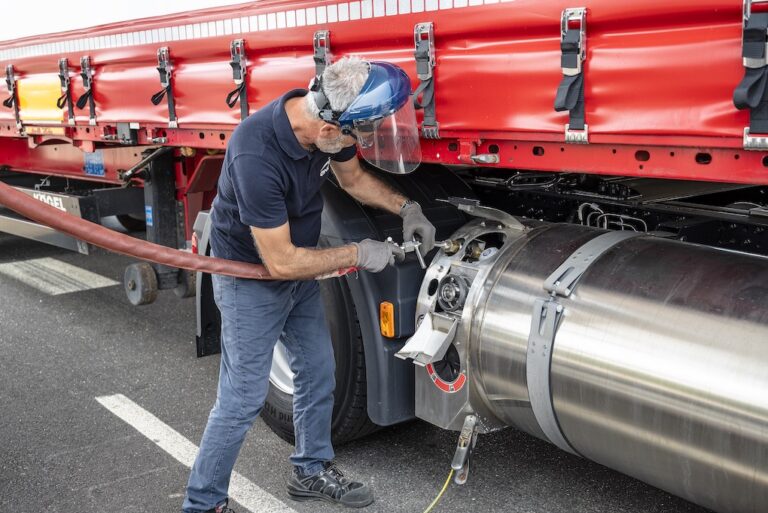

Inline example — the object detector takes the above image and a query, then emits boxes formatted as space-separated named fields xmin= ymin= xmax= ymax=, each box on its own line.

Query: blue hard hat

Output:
xmin=310 ymin=61 xmax=412 ymax=127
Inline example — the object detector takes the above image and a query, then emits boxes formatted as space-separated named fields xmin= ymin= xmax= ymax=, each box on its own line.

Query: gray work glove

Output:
xmin=400 ymin=201 xmax=436 ymax=256
xmin=353 ymin=239 xmax=406 ymax=273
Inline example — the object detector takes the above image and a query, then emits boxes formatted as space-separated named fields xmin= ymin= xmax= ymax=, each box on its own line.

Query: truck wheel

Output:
xmin=261 ymin=277 xmax=379 ymax=445
xmin=124 ymin=262 xmax=158 ymax=306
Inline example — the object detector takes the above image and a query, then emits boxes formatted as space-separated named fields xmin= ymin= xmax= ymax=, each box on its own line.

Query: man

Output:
xmin=182 ymin=56 xmax=436 ymax=513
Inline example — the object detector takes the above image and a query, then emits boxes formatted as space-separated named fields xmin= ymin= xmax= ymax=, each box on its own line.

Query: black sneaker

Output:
xmin=287 ymin=462 xmax=374 ymax=508
xmin=202 ymin=501 xmax=235 ymax=513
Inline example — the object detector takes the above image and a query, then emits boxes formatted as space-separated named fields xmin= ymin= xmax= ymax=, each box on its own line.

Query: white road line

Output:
xmin=0 ymin=257 xmax=119 ymax=295
xmin=95 ymin=394 xmax=297 ymax=513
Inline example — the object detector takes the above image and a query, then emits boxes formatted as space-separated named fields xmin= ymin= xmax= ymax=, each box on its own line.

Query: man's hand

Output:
xmin=353 ymin=239 xmax=406 ymax=273
xmin=400 ymin=202 xmax=436 ymax=256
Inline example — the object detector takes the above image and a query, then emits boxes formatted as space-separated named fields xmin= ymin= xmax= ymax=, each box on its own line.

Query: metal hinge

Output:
xmin=743 ymin=127 xmax=768 ymax=150
xmin=565 ymin=123 xmax=589 ymax=144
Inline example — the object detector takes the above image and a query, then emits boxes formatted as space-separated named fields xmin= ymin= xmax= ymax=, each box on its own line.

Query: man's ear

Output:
xmin=318 ymin=123 xmax=341 ymax=138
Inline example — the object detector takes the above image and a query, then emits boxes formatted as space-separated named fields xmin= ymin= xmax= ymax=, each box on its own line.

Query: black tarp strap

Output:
xmin=152 ymin=47 xmax=177 ymax=128
xmin=4 ymin=65 xmax=21 ymax=129
xmin=734 ymin=12 xmax=768 ymax=137
xmin=554 ymin=11 xmax=587 ymax=136
xmin=313 ymin=30 xmax=331 ymax=78
xmin=413 ymin=22 xmax=438 ymax=139
xmin=226 ymin=39 xmax=249 ymax=121
xmin=57 ymin=58 xmax=75 ymax=125
xmin=75 ymin=56 xmax=96 ymax=125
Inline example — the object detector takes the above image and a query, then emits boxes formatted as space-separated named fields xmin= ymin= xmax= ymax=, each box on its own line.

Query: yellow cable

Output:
xmin=422 ymin=468 xmax=455 ymax=513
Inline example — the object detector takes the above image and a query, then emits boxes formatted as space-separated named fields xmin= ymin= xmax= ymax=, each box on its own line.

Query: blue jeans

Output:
xmin=182 ymin=275 xmax=336 ymax=513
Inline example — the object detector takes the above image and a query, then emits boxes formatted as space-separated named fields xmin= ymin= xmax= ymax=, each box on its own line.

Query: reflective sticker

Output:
xmin=145 ymin=206 xmax=154 ymax=227
xmin=84 ymin=150 xmax=105 ymax=177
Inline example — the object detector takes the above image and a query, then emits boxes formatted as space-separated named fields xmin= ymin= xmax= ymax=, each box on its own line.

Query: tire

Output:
xmin=116 ymin=214 xmax=147 ymax=232
xmin=261 ymin=277 xmax=379 ymax=445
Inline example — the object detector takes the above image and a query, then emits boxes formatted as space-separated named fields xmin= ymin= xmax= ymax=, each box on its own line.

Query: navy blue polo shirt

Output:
xmin=209 ymin=89 xmax=356 ymax=264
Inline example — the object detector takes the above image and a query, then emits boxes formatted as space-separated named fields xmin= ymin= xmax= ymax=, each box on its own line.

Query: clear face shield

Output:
xmin=351 ymin=101 xmax=422 ymax=175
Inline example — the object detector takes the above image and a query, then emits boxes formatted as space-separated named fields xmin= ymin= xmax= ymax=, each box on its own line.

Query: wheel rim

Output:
xmin=270 ymin=340 xmax=295 ymax=395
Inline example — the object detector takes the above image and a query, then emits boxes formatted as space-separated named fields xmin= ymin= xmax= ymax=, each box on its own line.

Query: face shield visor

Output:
xmin=351 ymin=101 xmax=421 ymax=174
xmin=334 ymin=62 xmax=422 ymax=174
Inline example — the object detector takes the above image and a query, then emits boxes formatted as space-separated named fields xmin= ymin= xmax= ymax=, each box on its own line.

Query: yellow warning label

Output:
xmin=17 ymin=76 xmax=64 ymax=123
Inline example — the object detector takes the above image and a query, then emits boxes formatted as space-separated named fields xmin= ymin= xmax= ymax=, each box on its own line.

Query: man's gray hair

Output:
xmin=306 ymin=56 xmax=370 ymax=119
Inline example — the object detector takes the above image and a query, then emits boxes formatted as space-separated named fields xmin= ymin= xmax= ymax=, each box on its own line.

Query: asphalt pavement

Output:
xmin=0 ymin=229 xmax=713 ymax=513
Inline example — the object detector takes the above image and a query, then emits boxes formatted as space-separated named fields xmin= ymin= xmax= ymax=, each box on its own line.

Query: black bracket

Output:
xmin=554 ymin=8 xmax=588 ymax=144
xmin=151 ymin=47 xmax=178 ymax=128
xmin=413 ymin=22 xmax=439 ymax=139
xmin=225 ymin=39 xmax=249 ymax=121
xmin=313 ymin=30 xmax=331 ymax=78
xmin=734 ymin=0 xmax=768 ymax=149
xmin=57 ymin=58 xmax=75 ymax=126
xmin=76 ymin=56 xmax=97 ymax=126
xmin=3 ymin=64 xmax=22 ymax=131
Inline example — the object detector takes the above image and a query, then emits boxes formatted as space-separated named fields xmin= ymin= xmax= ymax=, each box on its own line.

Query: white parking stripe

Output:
xmin=95 ymin=394 xmax=297 ymax=513
xmin=0 ymin=257 xmax=119 ymax=295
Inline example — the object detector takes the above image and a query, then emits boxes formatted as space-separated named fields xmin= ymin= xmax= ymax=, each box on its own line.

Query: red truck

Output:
xmin=1 ymin=2 xmax=767 ymax=512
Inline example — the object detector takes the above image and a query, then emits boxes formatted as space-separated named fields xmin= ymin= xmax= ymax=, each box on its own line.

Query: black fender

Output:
xmin=319 ymin=166 xmax=470 ymax=425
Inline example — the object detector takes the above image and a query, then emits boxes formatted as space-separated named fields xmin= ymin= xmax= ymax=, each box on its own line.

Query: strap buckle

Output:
xmin=414 ymin=22 xmax=435 ymax=81
xmin=226 ymin=39 xmax=249 ymax=120
xmin=80 ymin=56 xmax=93 ymax=92
xmin=153 ymin=47 xmax=177 ymax=128
xmin=76 ymin=56 xmax=97 ymax=126
xmin=413 ymin=22 xmax=439 ymax=139
xmin=313 ymin=30 xmax=331 ymax=77
xmin=3 ymin=64 xmax=21 ymax=130
xmin=58 ymin=58 xmax=70 ymax=89
xmin=560 ymin=8 xmax=586 ymax=76
xmin=156 ymin=47 xmax=172 ymax=89
xmin=743 ymin=0 xmax=768 ymax=68
xmin=4 ymin=64 xmax=15 ymax=98
xmin=57 ymin=58 xmax=75 ymax=125
xmin=230 ymin=39 xmax=246 ymax=85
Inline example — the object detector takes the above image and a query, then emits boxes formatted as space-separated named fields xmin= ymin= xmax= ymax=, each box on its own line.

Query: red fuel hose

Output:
xmin=0 ymin=180 xmax=272 ymax=280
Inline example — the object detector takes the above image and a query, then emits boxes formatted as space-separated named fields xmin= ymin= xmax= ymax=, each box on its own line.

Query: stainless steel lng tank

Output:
xmin=399 ymin=214 xmax=768 ymax=513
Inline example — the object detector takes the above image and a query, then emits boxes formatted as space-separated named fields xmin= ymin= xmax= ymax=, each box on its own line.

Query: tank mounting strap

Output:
xmin=527 ymin=230 xmax=642 ymax=455
xmin=151 ymin=47 xmax=177 ymax=128
xmin=413 ymin=22 xmax=439 ymax=139
xmin=554 ymin=8 xmax=588 ymax=144
xmin=3 ymin=64 xmax=22 ymax=131
xmin=57 ymin=58 xmax=75 ymax=126
xmin=734 ymin=0 xmax=768 ymax=149
xmin=76 ymin=56 xmax=97 ymax=126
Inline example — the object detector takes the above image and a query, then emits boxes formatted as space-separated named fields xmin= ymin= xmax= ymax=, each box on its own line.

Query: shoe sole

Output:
xmin=286 ymin=486 xmax=374 ymax=508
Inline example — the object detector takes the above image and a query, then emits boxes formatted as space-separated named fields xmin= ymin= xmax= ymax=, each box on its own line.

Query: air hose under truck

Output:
xmin=0 ymin=180 xmax=275 ymax=280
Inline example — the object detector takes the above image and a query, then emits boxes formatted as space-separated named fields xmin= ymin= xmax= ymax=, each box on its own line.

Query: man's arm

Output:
xmin=331 ymin=156 xmax=436 ymax=255
xmin=250 ymin=223 xmax=404 ymax=280
xmin=251 ymin=222 xmax=357 ymax=280
xmin=330 ymin=156 xmax=406 ymax=215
